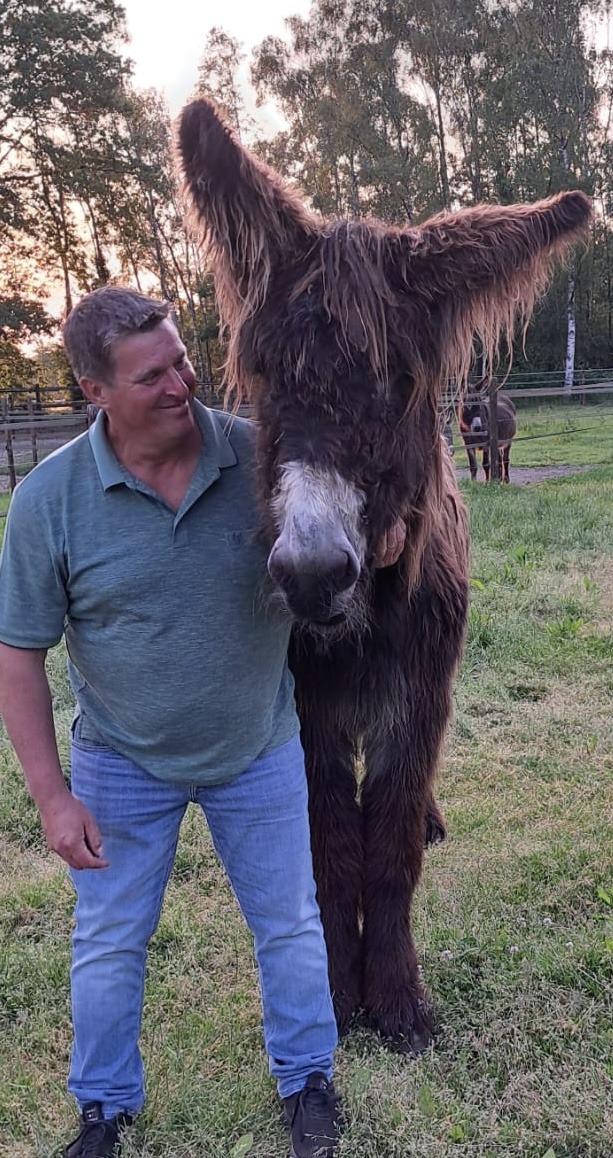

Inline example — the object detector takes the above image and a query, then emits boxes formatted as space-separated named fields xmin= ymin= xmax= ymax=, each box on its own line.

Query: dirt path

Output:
xmin=0 ymin=457 xmax=601 ymax=494
xmin=455 ymin=463 xmax=597 ymax=485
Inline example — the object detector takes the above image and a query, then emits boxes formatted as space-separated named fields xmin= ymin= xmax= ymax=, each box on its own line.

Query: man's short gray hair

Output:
xmin=63 ymin=286 xmax=173 ymax=384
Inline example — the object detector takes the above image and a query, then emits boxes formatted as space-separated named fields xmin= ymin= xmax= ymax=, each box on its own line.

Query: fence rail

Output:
xmin=496 ymin=382 xmax=613 ymax=399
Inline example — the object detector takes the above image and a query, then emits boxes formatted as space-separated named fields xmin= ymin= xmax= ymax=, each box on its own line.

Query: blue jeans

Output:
xmin=68 ymin=732 xmax=337 ymax=1117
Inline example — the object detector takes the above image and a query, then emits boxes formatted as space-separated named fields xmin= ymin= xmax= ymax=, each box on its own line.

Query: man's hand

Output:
xmin=0 ymin=644 xmax=108 ymax=869
xmin=374 ymin=516 xmax=407 ymax=568
xmin=40 ymin=791 xmax=109 ymax=870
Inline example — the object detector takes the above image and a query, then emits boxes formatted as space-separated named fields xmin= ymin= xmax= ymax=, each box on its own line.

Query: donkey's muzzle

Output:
xmin=267 ymin=544 xmax=360 ymax=623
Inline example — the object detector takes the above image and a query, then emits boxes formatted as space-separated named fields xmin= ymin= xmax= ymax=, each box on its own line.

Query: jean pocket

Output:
xmin=71 ymin=714 xmax=117 ymax=754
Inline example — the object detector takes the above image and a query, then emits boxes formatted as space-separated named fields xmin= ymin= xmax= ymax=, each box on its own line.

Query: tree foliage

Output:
xmin=0 ymin=0 xmax=223 ymax=395
xmin=252 ymin=0 xmax=613 ymax=371
xmin=2 ymin=0 xmax=613 ymax=394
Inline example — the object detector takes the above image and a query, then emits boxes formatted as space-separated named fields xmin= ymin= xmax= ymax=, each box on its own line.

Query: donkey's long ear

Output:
xmin=178 ymin=100 xmax=317 ymax=312
xmin=392 ymin=191 xmax=592 ymax=382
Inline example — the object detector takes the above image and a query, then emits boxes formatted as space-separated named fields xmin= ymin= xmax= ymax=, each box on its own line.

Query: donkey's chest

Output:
xmin=290 ymin=580 xmax=413 ymax=719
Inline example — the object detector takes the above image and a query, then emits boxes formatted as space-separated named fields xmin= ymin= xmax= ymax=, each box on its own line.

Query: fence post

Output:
xmin=28 ymin=399 xmax=39 ymax=467
xmin=3 ymin=397 xmax=16 ymax=492
xmin=488 ymin=377 xmax=500 ymax=482
xmin=86 ymin=403 xmax=99 ymax=428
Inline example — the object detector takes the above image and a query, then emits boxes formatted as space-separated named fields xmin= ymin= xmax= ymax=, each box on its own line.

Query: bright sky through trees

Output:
xmin=121 ymin=0 xmax=310 ymax=113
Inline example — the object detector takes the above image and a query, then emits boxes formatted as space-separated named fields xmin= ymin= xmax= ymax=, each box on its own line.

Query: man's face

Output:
xmin=83 ymin=319 xmax=199 ymax=448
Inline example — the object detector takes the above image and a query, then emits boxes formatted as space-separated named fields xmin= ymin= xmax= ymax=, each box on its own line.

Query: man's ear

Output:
xmin=79 ymin=377 xmax=108 ymax=407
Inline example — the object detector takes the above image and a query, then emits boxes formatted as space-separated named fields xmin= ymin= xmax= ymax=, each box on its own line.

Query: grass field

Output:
xmin=509 ymin=402 xmax=613 ymax=468
xmin=0 ymin=461 xmax=612 ymax=1155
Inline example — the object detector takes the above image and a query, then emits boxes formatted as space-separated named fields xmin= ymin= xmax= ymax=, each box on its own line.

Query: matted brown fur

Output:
xmin=178 ymin=99 xmax=591 ymax=1051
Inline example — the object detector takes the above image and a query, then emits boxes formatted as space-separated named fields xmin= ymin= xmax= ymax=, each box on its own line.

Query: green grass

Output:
xmin=1 ymin=468 xmax=612 ymax=1156
xmin=511 ymin=403 xmax=613 ymax=467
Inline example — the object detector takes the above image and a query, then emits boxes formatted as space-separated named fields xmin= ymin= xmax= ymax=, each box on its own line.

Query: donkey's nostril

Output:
xmin=329 ymin=549 xmax=359 ymax=592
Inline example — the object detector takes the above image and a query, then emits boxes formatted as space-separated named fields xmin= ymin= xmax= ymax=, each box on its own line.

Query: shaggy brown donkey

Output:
xmin=178 ymin=99 xmax=591 ymax=1052
xmin=459 ymin=389 xmax=517 ymax=482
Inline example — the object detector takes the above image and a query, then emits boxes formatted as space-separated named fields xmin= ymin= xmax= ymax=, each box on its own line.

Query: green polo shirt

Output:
xmin=0 ymin=403 xmax=298 ymax=785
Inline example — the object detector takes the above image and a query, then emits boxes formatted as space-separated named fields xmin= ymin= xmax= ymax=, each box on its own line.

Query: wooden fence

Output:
xmin=1 ymin=375 xmax=612 ymax=492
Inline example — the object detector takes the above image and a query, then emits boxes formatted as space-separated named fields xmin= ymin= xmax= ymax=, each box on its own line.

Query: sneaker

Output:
xmin=64 ymin=1102 xmax=133 ymax=1158
xmin=283 ymin=1072 xmax=343 ymax=1158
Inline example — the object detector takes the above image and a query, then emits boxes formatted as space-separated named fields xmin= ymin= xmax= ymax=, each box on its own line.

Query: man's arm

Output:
xmin=0 ymin=643 xmax=108 ymax=869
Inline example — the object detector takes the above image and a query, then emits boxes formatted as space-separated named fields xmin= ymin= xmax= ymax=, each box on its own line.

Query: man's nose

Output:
xmin=162 ymin=367 xmax=190 ymax=394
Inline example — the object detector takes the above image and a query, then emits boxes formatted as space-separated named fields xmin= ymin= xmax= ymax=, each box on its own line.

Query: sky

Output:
xmin=120 ymin=3 xmax=613 ymax=133
xmin=121 ymin=0 xmax=311 ymax=119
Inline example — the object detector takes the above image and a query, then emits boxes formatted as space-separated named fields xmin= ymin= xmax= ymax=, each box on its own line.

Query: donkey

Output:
xmin=178 ymin=99 xmax=591 ymax=1052
xmin=459 ymin=388 xmax=517 ymax=482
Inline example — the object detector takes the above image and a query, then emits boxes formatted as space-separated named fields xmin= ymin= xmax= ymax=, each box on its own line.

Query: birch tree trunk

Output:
xmin=564 ymin=270 xmax=576 ymax=394
xmin=488 ymin=375 xmax=500 ymax=482
xmin=561 ymin=136 xmax=576 ymax=396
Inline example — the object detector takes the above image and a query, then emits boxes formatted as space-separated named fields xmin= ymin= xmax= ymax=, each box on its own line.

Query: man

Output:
xmin=0 ymin=288 xmax=403 ymax=1158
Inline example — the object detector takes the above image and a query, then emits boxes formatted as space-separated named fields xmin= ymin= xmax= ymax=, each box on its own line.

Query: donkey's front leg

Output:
xmin=300 ymin=719 xmax=363 ymax=1035
xmin=465 ymin=445 xmax=478 ymax=479
xmin=360 ymin=563 xmax=467 ymax=1052
xmin=425 ymin=792 xmax=447 ymax=846
xmin=502 ymin=444 xmax=511 ymax=483
xmin=360 ymin=737 xmax=433 ymax=1054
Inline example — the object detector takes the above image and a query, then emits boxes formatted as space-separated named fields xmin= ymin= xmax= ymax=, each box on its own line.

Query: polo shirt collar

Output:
xmin=88 ymin=398 xmax=237 ymax=492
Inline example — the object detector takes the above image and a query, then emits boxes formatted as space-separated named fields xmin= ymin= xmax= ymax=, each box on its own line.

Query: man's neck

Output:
xmin=106 ymin=422 xmax=203 ymax=510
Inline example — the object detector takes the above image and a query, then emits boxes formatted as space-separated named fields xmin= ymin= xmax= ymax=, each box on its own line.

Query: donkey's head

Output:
xmin=459 ymin=397 xmax=488 ymax=436
xmin=178 ymin=100 xmax=591 ymax=628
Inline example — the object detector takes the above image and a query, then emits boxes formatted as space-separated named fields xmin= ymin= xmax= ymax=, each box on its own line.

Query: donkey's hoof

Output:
xmin=424 ymin=806 xmax=447 ymax=847
xmin=332 ymin=989 xmax=361 ymax=1038
xmin=366 ymin=999 xmax=434 ymax=1055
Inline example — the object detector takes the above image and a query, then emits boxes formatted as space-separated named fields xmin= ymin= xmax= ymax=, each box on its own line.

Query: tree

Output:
xmin=1 ymin=0 xmax=132 ymax=315
xmin=196 ymin=27 xmax=255 ymax=139
xmin=0 ymin=294 xmax=54 ymax=404
xmin=477 ymin=1 xmax=602 ymax=384
xmin=252 ymin=2 xmax=441 ymax=222
xmin=0 ymin=295 xmax=53 ymax=341
xmin=251 ymin=0 xmax=613 ymax=374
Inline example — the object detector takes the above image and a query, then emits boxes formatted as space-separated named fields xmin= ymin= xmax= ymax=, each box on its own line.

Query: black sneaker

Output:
xmin=283 ymin=1072 xmax=343 ymax=1158
xmin=64 ymin=1102 xmax=133 ymax=1158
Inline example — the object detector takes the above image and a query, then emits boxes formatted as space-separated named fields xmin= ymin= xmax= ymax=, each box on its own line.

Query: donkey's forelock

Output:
xmin=289 ymin=221 xmax=398 ymax=391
